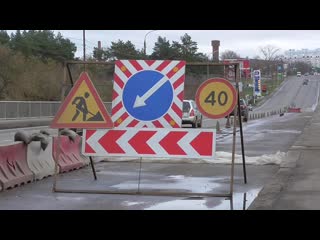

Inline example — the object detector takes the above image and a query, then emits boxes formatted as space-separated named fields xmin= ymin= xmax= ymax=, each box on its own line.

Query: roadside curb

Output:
xmin=0 ymin=119 xmax=52 ymax=130
xmin=248 ymin=104 xmax=317 ymax=210
xmin=248 ymin=151 xmax=301 ymax=210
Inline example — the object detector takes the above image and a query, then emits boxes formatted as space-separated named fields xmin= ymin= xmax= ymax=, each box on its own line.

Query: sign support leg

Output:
xmin=230 ymin=103 xmax=237 ymax=196
xmin=52 ymin=131 xmax=61 ymax=192
xmin=237 ymin=87 xmax=247 ymax=184
xmin=230 ymin=64 xmax=240 ymax=197
xmin=243 ymin=192 xmax=247 ymax=210
xmin=89 ymin=156 xmax=97 ymax=180
xmin=229 ymin=196 xmax=234 ymax=210
xmin=137 ymin=157 xmax=142 ymax=194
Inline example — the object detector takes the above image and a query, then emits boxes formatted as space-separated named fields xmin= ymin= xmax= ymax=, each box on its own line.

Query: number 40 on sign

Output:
xmin=195 ymin=78 xmax=237 ymax=119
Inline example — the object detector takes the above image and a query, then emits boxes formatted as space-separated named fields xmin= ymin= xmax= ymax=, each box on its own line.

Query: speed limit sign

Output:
xmin=195 ymin=78 xmax=237 ymax=119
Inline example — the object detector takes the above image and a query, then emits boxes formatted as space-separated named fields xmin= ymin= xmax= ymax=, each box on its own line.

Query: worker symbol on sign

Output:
xmin=71 ymin=92 xmax=103 ymax=122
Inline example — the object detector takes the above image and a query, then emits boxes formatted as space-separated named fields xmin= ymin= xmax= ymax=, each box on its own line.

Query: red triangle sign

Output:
xmin=50 ymin=72 xmax=114 ymax=129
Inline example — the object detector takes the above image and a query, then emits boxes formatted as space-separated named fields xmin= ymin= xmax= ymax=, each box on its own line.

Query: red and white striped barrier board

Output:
xmin=82 ymin=128 xmax=216 ymax=159
xmin=288 ymin=107 xmax=301 ymax=113
xmin=111 ymin=60 xmax=185 ymax=128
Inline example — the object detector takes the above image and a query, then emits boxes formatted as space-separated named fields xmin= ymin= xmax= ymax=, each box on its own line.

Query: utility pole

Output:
xmin=83 ymin=30 xmax=86 ymax=71
xmin=144 ymin=30 xmax=157 ymax=56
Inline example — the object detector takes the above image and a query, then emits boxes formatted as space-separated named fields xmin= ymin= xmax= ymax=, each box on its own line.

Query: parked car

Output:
xmin=226 ymin=98 xmax=249 ymax=122
xmin=182 ymin=100 xmax=202 ymax=128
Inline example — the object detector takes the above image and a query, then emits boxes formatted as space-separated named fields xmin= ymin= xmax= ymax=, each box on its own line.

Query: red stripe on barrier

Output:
xmin=112 ymin=90 xmax=119 ymax=101
xmin=52 ymin=136 xmax=85 ymax=173
xmin=85 ymin=130 xmax=96 ymax=154
xmin=0 ymin=142 xmax=33 ymax=190
xmin=116 ymin=60 xmax=132 ymax=78
xmin=288 ymin=107 xmax=301 ymax=113
xmin=145 ymin=60 xmax=156 ymax=66
xmin=173 ymin=74 xmax=185 ymax=89
xmin=152 ymin=120 xmax=163 ymax=128
xmin=164 ymin=114 xmax=180 ymax=128
xmin=127 ymin=119 xmax=139 ymax=127
xmin=159 ymin=131 xmax=187 ymax=155
xmin=129 ymin=60 xmax=143 ymax=71
xmin=177 ymin=91 xmax=184 ymax=102
xmin=166 ymin=61 xmax=185 ymax=79
xmin=111 ymin=102 xmax=123 ymax=116
xmin=172 ymin=102 xmax=182 ymax=118
xmin=156 ymin=60 xmax=171 ymax=72
xmin=114 ymin=112 xmax=129 ymax=127
xmin=114 ymin=74 xmax=124 ymax=89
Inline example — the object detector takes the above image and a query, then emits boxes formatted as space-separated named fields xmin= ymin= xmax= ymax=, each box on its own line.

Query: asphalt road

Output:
xmin=254 ymin=75 xmax=320 ymax=112
xmin=0 ymin=162 xmax=277 ymax=210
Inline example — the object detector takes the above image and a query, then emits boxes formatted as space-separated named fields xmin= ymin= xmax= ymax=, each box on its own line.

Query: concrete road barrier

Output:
xmin=72 ymin=135 xmax=90 ymax=166
xmin=288 ymin=107 xmax=301 ymax=113
xmin=27 ymin=138 xmax=58 ymax=180
xmin=52 ymin=136 xmax=87 ymax=173
xmin=0 ymin=142 xmax=33 ymax=190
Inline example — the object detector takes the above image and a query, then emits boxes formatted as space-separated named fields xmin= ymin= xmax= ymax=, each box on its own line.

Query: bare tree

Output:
xmin=259 ymin=45 xmax=280 ymax=61
xmin=221 ymin=50 xmax=240 ymax=60
xmin=258 ymin=45 xmax=282 ymax=76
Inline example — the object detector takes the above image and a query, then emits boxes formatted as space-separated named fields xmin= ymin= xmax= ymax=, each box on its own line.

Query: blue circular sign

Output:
xmin=123 ymin=70 xmax=173 ymax=121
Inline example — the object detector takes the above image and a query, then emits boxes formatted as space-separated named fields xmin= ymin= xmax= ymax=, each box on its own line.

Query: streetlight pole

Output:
xmin=144 ymin=30 xmax=157 ymax=56
xmin=83 ymin=30 xmax=86 ymax=71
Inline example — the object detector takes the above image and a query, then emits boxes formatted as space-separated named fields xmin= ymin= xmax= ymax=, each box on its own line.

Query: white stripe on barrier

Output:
xmin=27 ymin=137 xmax=58 ymax=180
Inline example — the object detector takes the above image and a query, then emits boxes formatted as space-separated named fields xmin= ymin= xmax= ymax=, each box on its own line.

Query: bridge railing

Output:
xmin=0 ymin=101 xmax=113 ymax=119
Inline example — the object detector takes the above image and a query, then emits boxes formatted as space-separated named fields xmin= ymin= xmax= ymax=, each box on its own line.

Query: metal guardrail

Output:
xmin=0 ymin=101 xmax=291 ymax=121
xmin=0 ymin=101 xmax=113 ymax=120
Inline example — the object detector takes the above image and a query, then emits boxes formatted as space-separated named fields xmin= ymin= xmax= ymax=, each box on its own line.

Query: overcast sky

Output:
xmin=6 ymin=30 xmax=320 ymax=58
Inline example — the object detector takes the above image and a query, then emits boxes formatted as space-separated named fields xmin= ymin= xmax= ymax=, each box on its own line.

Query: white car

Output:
xmin=182 ymin=100 xmax=202 ymax=128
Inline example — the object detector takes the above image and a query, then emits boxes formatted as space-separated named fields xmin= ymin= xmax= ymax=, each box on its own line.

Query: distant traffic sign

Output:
xmin=253 ymin=70 xmax=261 ymax=95
xmin=195 ymin=78 xmax=237 ymax=119
xmin=50 ymin=72 xmax=113 ymax=129
xmin=111 ymin=60 xmax=186 ymax=128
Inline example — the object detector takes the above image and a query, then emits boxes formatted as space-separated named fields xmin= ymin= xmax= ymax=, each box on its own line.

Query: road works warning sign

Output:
xmin=50 ymin=72 xmax=113 ymax=129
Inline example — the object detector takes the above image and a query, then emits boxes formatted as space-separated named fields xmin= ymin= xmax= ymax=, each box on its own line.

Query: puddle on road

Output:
xmin=116 ymin=175 xmax=262 ymax=210
xmin=111 ymin=176 xmax=225 ymax=193
xmin=144 ymin=188 xmax=261 ymax=210
xmin=122 ymin=201 xmax=146 ymax=206
xmin=167 ymin=175 xmax=186 ymax=180
xmin=55 ymin=196 xmax=86 ymax=201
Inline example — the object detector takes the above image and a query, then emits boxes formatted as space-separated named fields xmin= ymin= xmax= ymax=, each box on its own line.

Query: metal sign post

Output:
xmin=230 ymin=84 xmax=237 ymax=196
xmin=236 ymin=66 xmax=247 ymax=184
xmin=52 ymin=130 xmax=61 ymax=192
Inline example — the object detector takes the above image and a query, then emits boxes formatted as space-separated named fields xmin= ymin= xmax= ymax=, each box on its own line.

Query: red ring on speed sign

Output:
xmin=195 ymin=78 xmax=237 ymax=119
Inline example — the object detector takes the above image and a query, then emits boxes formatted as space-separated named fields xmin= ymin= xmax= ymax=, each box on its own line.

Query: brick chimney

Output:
xmin=211 ymin=40 xmax=220 ymax=62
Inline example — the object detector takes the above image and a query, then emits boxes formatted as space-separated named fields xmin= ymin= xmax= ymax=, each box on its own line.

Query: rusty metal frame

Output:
xmin=52 ymin=60 xmax=244 ymax=200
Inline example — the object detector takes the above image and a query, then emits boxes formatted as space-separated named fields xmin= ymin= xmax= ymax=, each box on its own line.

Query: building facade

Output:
xmin=284 ymin=49 xmax=320 ymax=68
